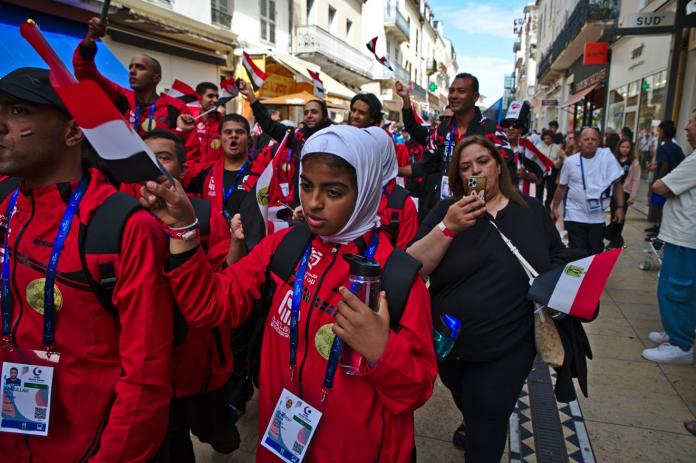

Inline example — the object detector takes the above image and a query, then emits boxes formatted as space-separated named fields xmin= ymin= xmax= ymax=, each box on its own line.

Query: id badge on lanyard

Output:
xmin=261 ymin=388 xmax=323 ymax=463
xmin=440 ymin=175 xmax=452 ymax=199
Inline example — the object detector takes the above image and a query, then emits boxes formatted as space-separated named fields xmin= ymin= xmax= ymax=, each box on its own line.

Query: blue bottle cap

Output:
xmin=442 ymin=314 xmax=461 ymax=340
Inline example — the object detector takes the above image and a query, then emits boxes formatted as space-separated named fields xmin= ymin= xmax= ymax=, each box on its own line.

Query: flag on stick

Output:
xmin=20 ymin=20 xmax=173 ymax=184
xmin=307 ymin=69 xmax=326 ymax=99
xmin=218 ymin=77 xmax=240 ymax=105
xmin=528 ymin=248 xmax=622 ymax=320
xmin=166 ymin=79 xmax=200 ymax=106
xmin=366 ymin=37 xmax=394 ymax=71
xmin=242 ymin=52 xmax=268 ymax=91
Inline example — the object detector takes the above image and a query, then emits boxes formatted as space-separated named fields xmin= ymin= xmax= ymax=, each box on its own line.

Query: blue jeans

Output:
xmin=658 ymin=243 xmax=696 ymax=350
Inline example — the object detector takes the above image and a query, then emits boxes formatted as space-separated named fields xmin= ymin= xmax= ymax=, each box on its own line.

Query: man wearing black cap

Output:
xmin=0 ymin=67 xmax=174 ymax=462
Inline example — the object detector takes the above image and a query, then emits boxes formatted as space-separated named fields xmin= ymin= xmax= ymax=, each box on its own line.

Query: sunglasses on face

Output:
xmin=504 ymin=123 xmax=521 ymax=130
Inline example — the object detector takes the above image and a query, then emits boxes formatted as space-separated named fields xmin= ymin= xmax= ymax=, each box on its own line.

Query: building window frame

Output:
xmin=260 ymin=0 xmax=277 ymax=44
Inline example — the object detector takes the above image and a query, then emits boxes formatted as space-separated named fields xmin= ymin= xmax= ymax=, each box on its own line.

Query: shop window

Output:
xmin=607 ymin=85 xmax=627 ymax=131
xmin=260 ymin=0 xmax=277 ymax=44
xmin=638 ymin=70 xmax=667 ymax=135
xmin=627 ymin=80 xmax=640 ymax=107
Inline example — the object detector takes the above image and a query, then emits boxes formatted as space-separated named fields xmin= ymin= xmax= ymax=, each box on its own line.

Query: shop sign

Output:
xmin=676 ymin=0 xmax=696 ymax=28
xmin=575 ymin=67 xmax=608 ymax=92
xmin=583 ymin=42 xmax=609 ymax=65
xmin=626 ymin=12 xmax=675 ymax=28
xmin=542 ymin=99 xmax=559 ymax=106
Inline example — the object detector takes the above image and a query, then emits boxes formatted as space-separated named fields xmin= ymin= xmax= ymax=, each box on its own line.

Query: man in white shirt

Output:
xmin=536 ymin=129 xmax=565 ymax=209
xmin=550 ymin=127 xmax=625 ymax=255
xmin=642 ymin=109 xmax=696 ymax=364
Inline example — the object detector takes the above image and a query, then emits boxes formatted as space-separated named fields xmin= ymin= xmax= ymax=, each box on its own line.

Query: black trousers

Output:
xmin=439 ymin=333 xmax=536 ymax=463
xmin=151 ymin=384 xmax=241 ymax=463
xmin=536 ymin=168 xmax=558 ymax=209
xmin=605 ymin=192 xmax=630 ymax=247
xmin=564 ymin=221 xmax=605 ymax=256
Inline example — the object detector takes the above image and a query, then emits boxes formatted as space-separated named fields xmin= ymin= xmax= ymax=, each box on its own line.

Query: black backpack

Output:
xmin=383 ymin=184 xmax=410 ymax=247
xmin=246 ymin=223 xmax=422 ymax=386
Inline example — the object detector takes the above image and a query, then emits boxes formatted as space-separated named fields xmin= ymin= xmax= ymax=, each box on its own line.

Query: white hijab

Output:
xmin=363 ymin=126 xmax=398 ymax=187
xmin=300 ymin=125 xmax=383 ymax=244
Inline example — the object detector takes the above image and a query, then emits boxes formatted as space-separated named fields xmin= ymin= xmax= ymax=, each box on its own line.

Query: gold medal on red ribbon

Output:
xmin=210 ymin=138 xmax=221 ymax=150
xmin=141 ymin=119 xmax=157 ymax=132
xmin=26 ymin=278 xmax=63 ymax=315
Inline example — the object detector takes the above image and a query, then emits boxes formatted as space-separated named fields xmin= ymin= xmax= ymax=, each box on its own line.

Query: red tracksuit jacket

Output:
xmin=0 ymin=170 xmax=173 ymax=462
xmin=378 ymin=180 xmax=419 ymax=250
xmin=72 ymin=41 xmax=201 ymax=165
xmin=195 ymin=112 xmax=223 ymax=164
xmin=167 ymin=229 xmax=437 ymax=462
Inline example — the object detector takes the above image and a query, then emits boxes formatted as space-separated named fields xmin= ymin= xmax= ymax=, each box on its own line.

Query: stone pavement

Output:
xmin=194 ymin=187 xmax=696 ymax=462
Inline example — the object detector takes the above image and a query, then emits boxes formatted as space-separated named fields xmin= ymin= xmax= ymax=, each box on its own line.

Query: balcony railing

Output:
xmin=211 ymin=7 xmax=232 ymax=28
xmin=412 ymin=82 xmax=427 ymax=102
xmin=384 ymin=2 xmax=410 ymax=42
xmin=537 ymin=0 xmax=618 ymax=79
xmin=295 ymin=25 xmax=373 ymax=77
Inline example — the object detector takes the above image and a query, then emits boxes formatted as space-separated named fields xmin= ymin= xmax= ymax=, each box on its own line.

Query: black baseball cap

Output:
xmin=0 ymin=67 xmax=67 ymax=112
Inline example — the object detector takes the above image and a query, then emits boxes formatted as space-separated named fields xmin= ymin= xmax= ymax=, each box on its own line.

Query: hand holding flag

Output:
xmin=20 ymin=20 xmax=174 ymax=184
xmin=217 ymin=77 xmax=240 ymax=106
xmin=242 ymin=52 xmax=268 ymax=91
xmin=528 ymin=248 xmax=622 ymax=320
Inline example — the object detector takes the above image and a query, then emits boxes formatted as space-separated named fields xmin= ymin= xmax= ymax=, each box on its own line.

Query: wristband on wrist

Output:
xmin=168 ymin=218 xmax=200 ymax=241
xmin=437 ymin=221 xmax=456 ymax=238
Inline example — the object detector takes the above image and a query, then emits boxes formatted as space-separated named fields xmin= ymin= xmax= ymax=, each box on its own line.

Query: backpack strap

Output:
xmin=269 ymin=223 xmax=314 ymax=282
xmin=381 ymin=248 xmax=422 ymax=331
xmin=386 ymin=185 xmax=408 ymax=247
xmin=190 ymin=197 xmax=211 ymax=237
xmin=0 ymin=177 xmax=21 ymax=203
xmin=79 ymin=193 xmax=141 ymax=315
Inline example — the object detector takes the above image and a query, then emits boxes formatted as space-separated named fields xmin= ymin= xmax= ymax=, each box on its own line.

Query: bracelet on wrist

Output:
xmin=437 ymin=221 xmax=457 ymax=238
xmin=168 ymin=218 xmax=200 ymax=241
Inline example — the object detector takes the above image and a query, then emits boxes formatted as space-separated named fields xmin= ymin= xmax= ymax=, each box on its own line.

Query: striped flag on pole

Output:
xmin=528 ymin=248 xmax=622 ymax=320
xmin=166 ymin=79 xmax=200 ymax=105
xmin=20 ymin=20 xmax=171 ymax=184
xmin=366 ymin=36 xmax=394 ymax=71
xmin=307 ymin=69 xmax=326 ymax=99
xmin=218 ymin=77 xmax=240 ymax=105
xmin=242 ymin=51 xmax=268 ymax=91
xmin=255 ymin=130 xmax=291 ymax=235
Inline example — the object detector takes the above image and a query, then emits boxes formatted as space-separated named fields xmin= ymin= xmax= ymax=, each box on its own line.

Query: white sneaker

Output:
xmin=648 ymin=331 xmax=669 ymax=344
xmin=642 ymin=343 xmax=693 ymax=364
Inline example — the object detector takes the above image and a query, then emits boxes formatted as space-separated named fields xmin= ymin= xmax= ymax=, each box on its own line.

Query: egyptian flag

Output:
xmin=308 ymin=69 xmax=326 ymax=99
xmin=242 ymin=52 xmax=268 ymax=91
xmin=167 ymin=79 xmax=200 ymax=106
xmin=366 ymin=36 xmax=394 ymax=71
xmin=219 ymin=77 xmax=240 ymax=105
xmin=520 ymin=137 xmax=554 ymax=173
xmin=528 ymin=248 xmax=622 ymax=320
xmin=413 ymin=108 xmax=425 ymax=125
xmin=20 ymin=20 xmax=171 ymax=184
xmin=256 ymin=130 xmax=291 ymax=235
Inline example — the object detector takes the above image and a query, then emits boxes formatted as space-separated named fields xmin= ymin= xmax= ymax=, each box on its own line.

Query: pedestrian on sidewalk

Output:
xmin=550 ymin=127 xmax=626 ymax=256
xmin=605 ymin=138 xmax=641 ymax=249
xmin=642 ymin=109 xmax=696 ymax=364
xmin=407 ymin=136 xmax=566 ymax=462
xmin=535 ymin=129 xmax=564 ymax=210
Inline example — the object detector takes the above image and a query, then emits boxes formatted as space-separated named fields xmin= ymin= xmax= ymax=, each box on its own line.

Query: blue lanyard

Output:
xmin=134 ymin=102 xmax=156 ymax=132
xmin=1 ymin=177 xmax=88 ymax=350
xmin=579 ymin=156 xmax=587 ymax=191
xmin=288 ymin=233 xmax=380 ymax=402
xmin=284 ymin=148 xmax=294 ymax=184
xmin=222 ymin=160 xmax=250 ymax=220
xmin=444 ymin=120 xmax=457 ymax=171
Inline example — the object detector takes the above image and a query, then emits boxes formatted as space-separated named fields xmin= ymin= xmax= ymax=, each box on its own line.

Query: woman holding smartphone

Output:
xmin=408 ymin=136 xmax=566 ymax=463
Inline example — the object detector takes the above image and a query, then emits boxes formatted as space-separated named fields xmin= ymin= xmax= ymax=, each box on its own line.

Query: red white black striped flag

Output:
xmin=307 ymin=69 xmax=326 ymax=99
xmin=242 ymin=51 xmax=268 ymax=91
xmin=219 ymin=77 xmax=240 ymax=105
xmin=166 ymin=79 xmax=200 ymax=105
xmin=528 ymin=248 xmax=622 ymax=320
xmin=366 ymin=36 xmax=393 ymax=71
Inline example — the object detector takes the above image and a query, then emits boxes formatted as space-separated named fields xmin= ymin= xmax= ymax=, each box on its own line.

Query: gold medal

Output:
xmin=210 ymin=138 xmax=221 ymax=150
xmin=26 ymin=278 xmax=63 ymax=315
xmin=314 ymin=323 xmax=335 ymax=360
xmin=281 ymin=162 xmax=292 ymax=174
xmin=141 ymin=119 xmax=157 ymax=132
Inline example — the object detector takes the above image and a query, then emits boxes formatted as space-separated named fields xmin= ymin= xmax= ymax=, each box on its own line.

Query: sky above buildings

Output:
xmin=428 ymin=0 xmax=528 ymax=107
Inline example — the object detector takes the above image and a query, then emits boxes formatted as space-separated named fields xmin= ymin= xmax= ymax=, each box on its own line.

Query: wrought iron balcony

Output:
xmin=211 ymin=7 xmax=232 ymax=28
xmin=295 ymin=25 xmax=373 ymax=86
xmin=537 ymin=0 xmax=618 ymax=79
xmin=384 ymin=2 xmax=410 ymax=43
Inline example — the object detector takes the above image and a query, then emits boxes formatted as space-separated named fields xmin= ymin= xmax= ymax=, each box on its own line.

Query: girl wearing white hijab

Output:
xmin=141 ymin=125 xmax=437 ymax=462
xmin=363 ymin=126 xmax=420 ymax=249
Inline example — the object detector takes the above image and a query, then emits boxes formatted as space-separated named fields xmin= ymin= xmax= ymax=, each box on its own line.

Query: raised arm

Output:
xmin=238 ymin=80 xmax=292 ymax=142
xmin=396 ymin=81 xmax=430 ymax=144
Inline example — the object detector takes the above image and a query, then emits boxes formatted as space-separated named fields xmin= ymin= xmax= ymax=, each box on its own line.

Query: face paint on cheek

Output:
xmin=20 ymin=128 xmax=34 ymax=137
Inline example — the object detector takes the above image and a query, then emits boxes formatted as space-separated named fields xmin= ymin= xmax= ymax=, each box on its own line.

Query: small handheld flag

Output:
xmin=528 ymin=248 xmax=622 ymax=320
xmin=218 ymin=77 xmax=240 ymax=106
xmin=366 ymin=37 xmax=394 ymax=71
xmin=307 ymin=70 xmax=326 ymax=99
xmin=99 ymin=0 xmax=112 ymax=23
xmin=242 ymin=52 xmax=268 ymax=91
xmin=166 ymin=79 xmax=200 ymax=106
